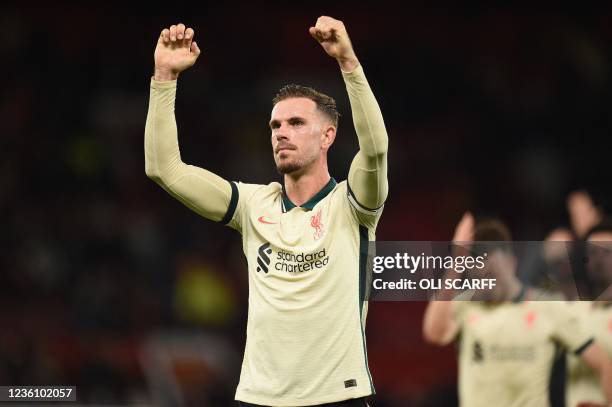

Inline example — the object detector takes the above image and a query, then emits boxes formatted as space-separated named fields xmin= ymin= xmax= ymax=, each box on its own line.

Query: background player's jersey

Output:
xmin=452 ymin=298 xmax=593 ymax=407
xmin=227 ymin=178 xmax=382 ymax=406
xmin=566 ymin=301 xmax=612 ymax=407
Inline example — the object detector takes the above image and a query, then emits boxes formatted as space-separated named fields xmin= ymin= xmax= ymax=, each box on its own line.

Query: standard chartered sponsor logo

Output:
xmin=255 ymin=242 xmax=330 ymax=274
xmin=472 ymin=341 xmax=483 ymax=362
xmin=471 ymin=342 xmax=536 ymax=362
xmin=490 ymin=345 xmax=535 ymax=361
xmin=256 ymin=243 xmax=272 ymax=273
xmin=275 ymin=249 xmax=329 ymax=273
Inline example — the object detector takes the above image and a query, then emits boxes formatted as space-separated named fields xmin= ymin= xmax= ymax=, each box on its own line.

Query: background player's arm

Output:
xmin=423 ymin=213 xmax=475 ymax=345
xmin=552 ymin=302 xmax=612 ymax=405
xmin=310 ymin=17 xmax=389 ymax=210
xmin=580 ymin=343 xmax=612 ymax=404
xmin=145 ymin=23 xmax=234 ymax=222
xmin=422 ymin=301 xmax=459 ymax=346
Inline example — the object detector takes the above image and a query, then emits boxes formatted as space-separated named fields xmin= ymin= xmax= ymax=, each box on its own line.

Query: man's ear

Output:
xmin=321 ymin=124 xmax=336 ymax=150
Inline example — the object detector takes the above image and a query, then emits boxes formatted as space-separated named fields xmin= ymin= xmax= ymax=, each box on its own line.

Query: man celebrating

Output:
xmin=145 ymin=17 xmax=388 ymax=407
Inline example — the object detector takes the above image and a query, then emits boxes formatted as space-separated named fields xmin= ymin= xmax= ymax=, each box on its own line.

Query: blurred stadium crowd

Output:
xmin=1 ymin=5 xmax=612 ymax=406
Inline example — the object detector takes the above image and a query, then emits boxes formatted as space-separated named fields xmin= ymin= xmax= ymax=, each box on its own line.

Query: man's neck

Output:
xmin=284 ymin=165 xmax=331 ymax=207
xmin=486 ymin=275 xmax=523 ymax=303
xmin=499 ymin=276 xmax=523 ymax=302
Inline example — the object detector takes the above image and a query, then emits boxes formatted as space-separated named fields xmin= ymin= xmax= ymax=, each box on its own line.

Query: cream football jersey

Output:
xmin=566 ymin=301 xmax=612 ymax=407
xmin=452 ymin=293 xmax=593 ymax=407
xmin=225 ymin=178 xmax=382 ymax=406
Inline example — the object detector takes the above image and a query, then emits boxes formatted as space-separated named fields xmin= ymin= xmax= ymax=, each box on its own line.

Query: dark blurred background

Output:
xmin=2 ymin=4 xmax=612 ymax=406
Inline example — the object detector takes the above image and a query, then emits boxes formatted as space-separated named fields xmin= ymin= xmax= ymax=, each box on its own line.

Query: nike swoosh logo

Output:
xmin=258 ymin=216 xmax=278 ymax=225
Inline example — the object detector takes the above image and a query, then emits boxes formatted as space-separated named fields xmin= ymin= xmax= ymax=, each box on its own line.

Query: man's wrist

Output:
xmin=337 ymin=55 xmax=360 ymax=73
xmin=154 ymin=67 xmax=179 ymax=81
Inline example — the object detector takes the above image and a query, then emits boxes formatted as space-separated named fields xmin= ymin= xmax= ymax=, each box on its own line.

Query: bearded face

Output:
xmin=269 ymin=98 xmax=333 ymax=175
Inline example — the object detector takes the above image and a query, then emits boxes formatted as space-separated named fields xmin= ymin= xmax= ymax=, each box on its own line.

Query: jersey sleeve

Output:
xmin=224 ymin=181 xmax=265 ymax=234
xmin=547 ymin=302 xmax=595 ymax=355
xmin=343 ymin=65 xmax=388 ymax=220
xmin=144 ymin=79 xmax=234 ymax=222
xmin=347 ymin=185 xmax=384 ymax=229
xmin=340 ymin=182 xmax=383 ymax=230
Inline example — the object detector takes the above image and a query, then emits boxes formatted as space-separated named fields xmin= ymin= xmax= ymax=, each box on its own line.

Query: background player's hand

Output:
xmin=154 ymin=23 xmax=201 ymax=81
xmin=567 ymin=190 xmax=602 ymax=239
xmin=309 ymin=16 xmax=359 ymax=71
xmin=451 ymin=211 xmax=474 ymax=257
xmin=453 ymin=212 xmax=475 ymax=244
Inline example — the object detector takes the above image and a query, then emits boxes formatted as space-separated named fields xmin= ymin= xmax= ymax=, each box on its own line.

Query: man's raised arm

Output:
xmin=145 ymin=23 xmax=235 ymax=223
xmin=423 ymin=212 xmax=474 ymax=345
xmin=310 ymin=16 xmax=389 ymax=210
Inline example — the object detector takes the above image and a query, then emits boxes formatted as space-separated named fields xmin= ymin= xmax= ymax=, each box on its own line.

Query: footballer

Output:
xmin=145 ymin=17 xmax=388 ymax=406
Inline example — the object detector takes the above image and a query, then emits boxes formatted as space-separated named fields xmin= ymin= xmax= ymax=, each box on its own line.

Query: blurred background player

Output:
xmin=582 ymin=219 xmax=612 ymax=301
xmin=422 ymin=212 xmax=612 ymax=407
xmin=144 ymin=17 xmax=388 ymax=407
xmin=566 ymin=220 xmax=612 ymax=407
xmin=547 ymin=189 xmax=612 ymax=407
xmin=543 ymin=191 xmax=605 ymax=300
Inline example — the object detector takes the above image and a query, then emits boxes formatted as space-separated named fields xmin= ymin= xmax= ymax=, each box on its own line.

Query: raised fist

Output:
xmin=309 ymin=16 xmax=358 ymax=66
xmin=451 ymin=211 xmax=475 ymax=257
xmin=567 ymin=190 xmax=602 ymax=239
xmin=453 ymin=212 xmax=475 ymax=244
xmin=154 ymin=23 xmax=201 ymax=81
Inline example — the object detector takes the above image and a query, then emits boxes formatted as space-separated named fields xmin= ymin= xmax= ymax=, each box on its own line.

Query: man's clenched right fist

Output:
xmin=154 ymin=23 xmax=201 ymax=81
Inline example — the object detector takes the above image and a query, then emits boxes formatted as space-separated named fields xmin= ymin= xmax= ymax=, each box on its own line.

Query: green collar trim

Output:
xmin=282 ymin=178 xmax=337 ymax=212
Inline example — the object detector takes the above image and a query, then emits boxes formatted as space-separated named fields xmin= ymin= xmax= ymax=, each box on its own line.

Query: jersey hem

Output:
xmin=235 ymin=389 xmax=373 ymax=407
